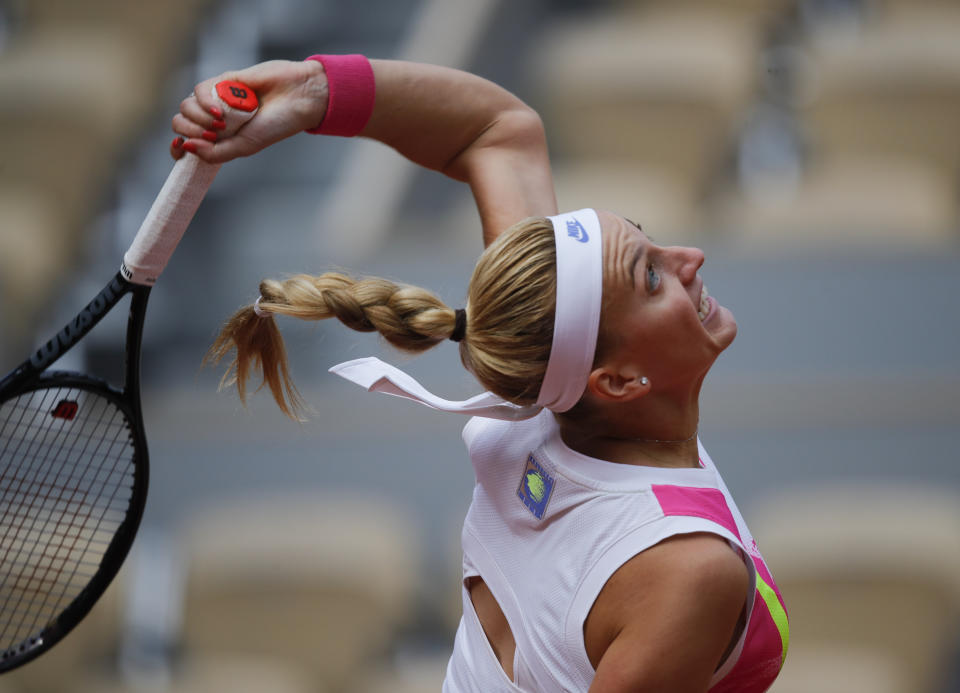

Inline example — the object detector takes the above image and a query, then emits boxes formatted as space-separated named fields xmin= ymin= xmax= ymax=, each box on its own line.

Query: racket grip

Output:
xmin=121 ymin=81 xmax=258 ymax=286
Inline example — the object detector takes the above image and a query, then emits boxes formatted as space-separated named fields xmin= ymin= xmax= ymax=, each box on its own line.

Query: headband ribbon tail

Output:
xmin=329 ymin=357 xmax=542 ymax=421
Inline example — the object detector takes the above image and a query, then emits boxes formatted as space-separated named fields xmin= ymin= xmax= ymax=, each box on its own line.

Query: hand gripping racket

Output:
xmin=0 ymin=81 xmax=258 ymax=672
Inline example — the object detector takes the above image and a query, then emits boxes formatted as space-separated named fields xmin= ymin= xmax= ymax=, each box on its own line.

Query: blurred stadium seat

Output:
xmin=551 ymin=159 xmax=704 ymax=240
xmin=0 ymin=185 xmax=68 ymax=355
xmin=710 ymin=153 xmax=958 ymax=245
xmin=748 ymin=483 xmax=960 ymax=693
xmin=15 ymin=0 xmax=211 ymax=76
xmin=798 ymin=5 xmax=960 ymax=181
xmin=178 ymin=491 xmax=422 ymax=693
xmin=73 ymin=655 xmax=319 ymax=693
xmin=710 ymin=2 xmax=960 ymax=245
xmin=617 ymin=0 xmax=797 ymax=29
xmin=529 ymin=6 xmax=760 ymax=196
xmin=0 ymin=0 xmax=213 ymax=354
xmin=357 ymin=654 xmax=448 ymax=693
xmin=774 ymin=641 xmax=909 ymax=693
xmin=0 ymin=25 xmax=170 ymax=356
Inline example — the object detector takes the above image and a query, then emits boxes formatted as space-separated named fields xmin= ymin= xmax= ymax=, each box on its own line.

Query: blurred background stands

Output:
xmin=1 ymin=0 xmax=959 ymax=691
xmin=0 ymin=0 xmax=216 ymax=362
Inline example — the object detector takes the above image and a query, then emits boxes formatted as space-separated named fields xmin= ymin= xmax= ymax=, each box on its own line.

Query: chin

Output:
xmin=724 ymin=325 xmax=738 ymax=349
xmin=710 ymin=305 xmax=738 ymax=351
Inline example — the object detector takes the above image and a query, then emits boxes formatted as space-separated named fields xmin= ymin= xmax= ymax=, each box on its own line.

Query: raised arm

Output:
xmin=172 ymin=58 xmax=556 ymax=244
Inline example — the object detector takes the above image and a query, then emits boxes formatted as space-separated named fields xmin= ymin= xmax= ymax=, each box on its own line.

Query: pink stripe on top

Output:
xmin=652 ymin=484 xmax=787 ymax=692
xmin=709 ymin=601 xmax=785 ymax=693
xmin=652 ymin=485 xmax=743 ymax=542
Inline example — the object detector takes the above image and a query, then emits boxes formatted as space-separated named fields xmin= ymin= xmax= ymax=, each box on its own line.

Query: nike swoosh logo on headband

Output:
xmin=566 ymin=218 xmax=589 ymax=243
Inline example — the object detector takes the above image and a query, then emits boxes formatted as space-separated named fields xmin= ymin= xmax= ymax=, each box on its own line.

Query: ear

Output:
xmin=586 ymin=365 xmax=650 ymax=403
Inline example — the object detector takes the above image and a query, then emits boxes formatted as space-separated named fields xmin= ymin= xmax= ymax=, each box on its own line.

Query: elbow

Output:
xmin=496 ymin=104 xmax=548 ymax=152
xmin=443 ymin=104 xmax=548 ymax=180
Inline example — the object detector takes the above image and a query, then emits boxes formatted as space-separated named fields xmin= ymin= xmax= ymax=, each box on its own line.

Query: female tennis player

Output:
xmin=172 ymin=56 xmax=788 ymax=692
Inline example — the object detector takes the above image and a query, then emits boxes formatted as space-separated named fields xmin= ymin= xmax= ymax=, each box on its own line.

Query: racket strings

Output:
xmin=1 ymin=388 xmax=127 ymax=644
xmin=2 ymin=390 xmax=124 ymax=612
xmin=0 ymin=387 xmax=136 ymax=655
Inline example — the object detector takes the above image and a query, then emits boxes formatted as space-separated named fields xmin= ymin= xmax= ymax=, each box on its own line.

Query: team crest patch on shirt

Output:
xmin=517 ymin=454 xmax=555 ymax=520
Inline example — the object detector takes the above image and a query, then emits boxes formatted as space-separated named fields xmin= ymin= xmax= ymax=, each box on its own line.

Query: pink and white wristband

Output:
xmin=304 ymin=54 xmax=376 ymax=137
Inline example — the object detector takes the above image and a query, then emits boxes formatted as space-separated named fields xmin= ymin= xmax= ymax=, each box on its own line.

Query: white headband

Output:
xmin=536 ymin=208 xmax=603 ymax=412
xmin=329 ymin=208 xmax=604 ymax=420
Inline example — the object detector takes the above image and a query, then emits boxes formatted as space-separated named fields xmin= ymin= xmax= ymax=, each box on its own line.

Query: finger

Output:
xmin=175 ymin=137 xmax=244 ymax=164
xmin=192 ymin=134 xmax=261 ymax=164
xmin=170 ymin=136 xmax=186 ymax=160
xmin=179 ymin=91 xmax=217 ymax=129
xmin=192 ymin=76 xmax=243 ymax=124
xmin=174 ymin=93 xmax=247 ymax=146
xmin=177 ymin=138 xmax=213 ymax=161
xmin=171 ymin=112 xmax=211 ymax=141
xmin=189 ymin=76 xmax=220 ymax=112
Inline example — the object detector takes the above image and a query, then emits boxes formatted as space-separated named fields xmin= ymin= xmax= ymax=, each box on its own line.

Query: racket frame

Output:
xmin=0 ymin=78 xmax=258 ymax=672
xmin=0 ymin=278 xmax=151 ymax=672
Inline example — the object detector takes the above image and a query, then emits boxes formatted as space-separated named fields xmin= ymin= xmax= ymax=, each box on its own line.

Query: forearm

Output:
xmin=174 ymin=57 xmax=556 ymax=241
xmin=363 ymin=60 xmax=557 ymax=240
xmin=296 ymin=58 xmax=557 ymax=242
xmin=363 ymin=60 xmax=530 ymax=177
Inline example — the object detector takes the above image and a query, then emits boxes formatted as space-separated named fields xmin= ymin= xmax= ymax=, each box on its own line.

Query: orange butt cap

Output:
xmin=216 ymin=80 xmax=259 ymax=112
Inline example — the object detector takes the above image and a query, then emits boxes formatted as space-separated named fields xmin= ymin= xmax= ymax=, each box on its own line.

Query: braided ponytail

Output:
xmin=205 ymin=272 xmax=460 ymax=419
xmin=208 ymin=216 xmax=558 ymax=420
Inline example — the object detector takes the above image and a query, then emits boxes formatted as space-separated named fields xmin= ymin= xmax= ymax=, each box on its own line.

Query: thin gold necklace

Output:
xmin=636 ymin=425 xmax=699 ymax=445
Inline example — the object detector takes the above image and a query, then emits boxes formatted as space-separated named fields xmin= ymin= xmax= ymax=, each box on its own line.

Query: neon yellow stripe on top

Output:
xmin=756 ymin=573 xmax=789 ymax=665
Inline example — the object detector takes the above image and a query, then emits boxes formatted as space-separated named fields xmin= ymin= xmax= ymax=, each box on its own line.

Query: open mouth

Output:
xmin=697 ymin=285 xmax=715 ymax=322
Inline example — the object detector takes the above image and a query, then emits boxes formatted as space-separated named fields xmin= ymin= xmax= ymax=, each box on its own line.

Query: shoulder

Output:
xmin=585 ymin=533 xmax=749 ymax=692
xmin=589 ymin=533 xmax=749 ymax=638
xmin=636 ymin=532 xmax=749 ymax=589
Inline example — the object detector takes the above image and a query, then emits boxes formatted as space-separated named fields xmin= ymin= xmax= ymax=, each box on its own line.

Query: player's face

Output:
xmin=595 ymin=212 xmax=737 ymax=389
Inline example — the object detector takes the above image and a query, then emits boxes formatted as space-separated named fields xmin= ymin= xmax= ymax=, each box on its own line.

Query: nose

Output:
xmin=665 ymin=245 xmax=704 ymax=283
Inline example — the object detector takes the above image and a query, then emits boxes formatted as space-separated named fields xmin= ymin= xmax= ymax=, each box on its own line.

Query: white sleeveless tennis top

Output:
xmin=443 ymin=411 xmax=788 ymax=693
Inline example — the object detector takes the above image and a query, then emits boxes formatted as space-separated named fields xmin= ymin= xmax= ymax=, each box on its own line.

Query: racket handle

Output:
xmin=121 ymin=81 xmax=258 ymax=286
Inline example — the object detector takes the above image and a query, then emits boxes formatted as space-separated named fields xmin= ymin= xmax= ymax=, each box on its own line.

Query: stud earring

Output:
xmin=640 ymin=377 xmax=649 ymax=386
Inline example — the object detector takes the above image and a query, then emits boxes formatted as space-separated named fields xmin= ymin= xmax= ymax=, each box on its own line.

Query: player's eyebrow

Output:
xmin=628 ymin=243 xmax=645 ymax=289
xmin=624 ymin=219 xmax=650 ymax=289
xmin=627 ymin=218 xmax=655 ymax=243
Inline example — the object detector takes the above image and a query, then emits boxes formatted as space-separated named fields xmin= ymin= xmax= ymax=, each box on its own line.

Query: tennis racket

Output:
xmin=0 ymin=80 xmax=258 ymax=672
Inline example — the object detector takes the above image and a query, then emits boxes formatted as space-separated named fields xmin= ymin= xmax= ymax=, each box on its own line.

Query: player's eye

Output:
xmin=647 ymin=264 xmax=661 ymax=292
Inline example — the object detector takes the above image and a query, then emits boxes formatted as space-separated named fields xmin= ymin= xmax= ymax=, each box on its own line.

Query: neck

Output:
xmin=556 ymin=389 xmax=702 ymax=469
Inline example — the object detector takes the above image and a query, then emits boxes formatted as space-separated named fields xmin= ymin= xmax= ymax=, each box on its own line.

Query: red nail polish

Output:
xmin=209 ymin=106 xmax=223 ymax=119
xmin=211 ymin=119 xmax=226 ymax=130
xmin=182 ymin=141 xmax=198 ymax=154
xmin=201 ymin=130 xmax=217 ymax=142
xmin=172 ymin=136 xmax=184 ymax=148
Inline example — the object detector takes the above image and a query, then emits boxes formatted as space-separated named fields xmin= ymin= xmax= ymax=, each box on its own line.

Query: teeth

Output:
xmin=698 ymin=286 xmax=710 ymax=321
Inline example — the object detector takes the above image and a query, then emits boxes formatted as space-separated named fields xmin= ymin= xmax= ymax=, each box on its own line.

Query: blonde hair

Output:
xmin=206 ymin=217 xmax=556 ymax=419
